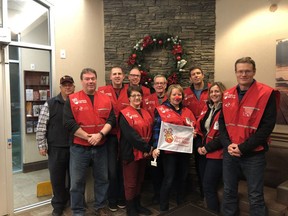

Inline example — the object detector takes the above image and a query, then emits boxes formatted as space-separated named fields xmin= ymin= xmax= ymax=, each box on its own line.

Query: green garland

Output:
xmin=127 ymin=33 xmax=187 ymax=89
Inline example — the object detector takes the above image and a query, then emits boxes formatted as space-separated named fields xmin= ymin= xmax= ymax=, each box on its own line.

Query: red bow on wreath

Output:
xmin=167 ymin=73 xmax=178 ymax=85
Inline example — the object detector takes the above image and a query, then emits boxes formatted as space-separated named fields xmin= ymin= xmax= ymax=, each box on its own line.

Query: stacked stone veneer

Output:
xmin=103 ymin=0 xmax=215 ymax=87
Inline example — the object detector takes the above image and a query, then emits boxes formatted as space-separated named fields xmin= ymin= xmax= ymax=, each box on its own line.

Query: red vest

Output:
xmin=120 ymin=106 xmax=153 ymax=161
xmin=183 ymin=84 xmax=210 ymax=119
xmin=142 ymin=93 xmax=167 ymax=118
xmin=156 ymin=105 xmax=196 ymax=127
xmin=70 ymin=90 xmax=112 ymax=146
xmin=197 ymin=106 xmax=223 ymax=159
xmin=222 ymin=82 xmax=274 ymax=151
xmin=98 ymin=85 xmax=129 ymax=134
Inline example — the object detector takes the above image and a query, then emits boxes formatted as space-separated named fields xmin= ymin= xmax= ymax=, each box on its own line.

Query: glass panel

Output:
xmin=10 ymin=47 xmax=51 ymax=209
xmin=0 ymin=0 xmax=3 ymax=27
xmin=8 ymin=0 xmax=49 ymax=45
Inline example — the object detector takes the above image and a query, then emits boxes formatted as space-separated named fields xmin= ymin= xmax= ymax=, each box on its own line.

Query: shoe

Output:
xmin=108 ymin=203 xmax=117 ymax=212
xmin=52 ymin=209 xmax=63 ymax=216
xmin=117 ymin=199 xmax=126 ymax=209
xmin=95 ymin=207 xmax=111 ymax=216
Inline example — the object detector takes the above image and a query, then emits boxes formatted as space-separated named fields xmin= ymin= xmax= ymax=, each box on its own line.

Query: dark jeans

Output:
xmin=160 ymin=153 xmax=190 ymax=211
xmin=202 ymin=159 xmax=222 ymax=213
xmin=107 ymin=135 xmax=125 ymax=204
xmin=70 ymin=144 xmax=109 ymax=215
xmin=222 ymin=150 xmax=266 ymax=216
xmin=149 ymin=154 xmax=164 ymax=199
xmin=48 ymin=146 xmax=70 ymax=211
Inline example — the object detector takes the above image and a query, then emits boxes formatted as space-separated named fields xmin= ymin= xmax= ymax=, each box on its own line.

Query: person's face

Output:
xmin=189 ymin=69 xmax=204 ymax=85
xmin=153 ymin=77 xmax=167 ymax=95
xmin=169 ymin=88 xmax=182 ymax=107
xmin=110 ymin=68 xmax=124 ymax=87
xmin=128 ymin=69 xmax=141 ymax=86
xmin=209 ymin=85 xmax=222 ymax=104
xmin=81 ymin=72 xmax=97 ymax=95
xmin=129 ymin=90 xmax=142 ymax=108
xmin=60 ymin=82 xmax=75 ymax=96
xmin=235 ymin=63 xmax=255 ymax=90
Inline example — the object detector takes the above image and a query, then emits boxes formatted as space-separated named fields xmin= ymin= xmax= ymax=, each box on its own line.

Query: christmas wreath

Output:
xmin=127 ymin=33 xmax=187 ymax=89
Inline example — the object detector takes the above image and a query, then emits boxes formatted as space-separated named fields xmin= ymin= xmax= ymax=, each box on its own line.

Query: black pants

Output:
xmin=48 ymin=146 xmax=70 ymax=211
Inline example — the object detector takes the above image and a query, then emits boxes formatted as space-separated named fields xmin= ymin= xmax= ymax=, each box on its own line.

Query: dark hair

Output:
xmin=234 ymin=57 xmax=256 ymax=71
xmin=189 ymin=66 xmax=203 ymax=76
xmin=80 ymin=68 xmax=97 ymax=80
xmin=127 ymin=85 xmax=143 ymax=98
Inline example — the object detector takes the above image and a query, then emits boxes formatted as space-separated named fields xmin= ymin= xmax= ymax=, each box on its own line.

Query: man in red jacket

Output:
xmin=98 ymin=67 xmax=128 ymax=212
xmin=63 ymin=68 xmax=116 ymax=216
xmin=126 ymin=68 xmax=151 ymax=98
xmin=219 ymin=57 xmax=278 ymax=216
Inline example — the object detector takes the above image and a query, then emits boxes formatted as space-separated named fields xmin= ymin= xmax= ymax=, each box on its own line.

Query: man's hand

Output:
xmin=87 ymin=133 xmax=102 ymax=146
xmin=228 ymin=143 xmax=242 ymax=157
xmin=39 ymin=148 xmax=47 ymax=156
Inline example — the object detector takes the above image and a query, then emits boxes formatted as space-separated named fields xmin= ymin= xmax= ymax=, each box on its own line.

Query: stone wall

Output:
xmin=103 ymin=0 xmax=215 ymax=87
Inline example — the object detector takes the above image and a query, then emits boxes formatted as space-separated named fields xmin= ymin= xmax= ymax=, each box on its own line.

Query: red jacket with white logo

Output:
xmin=98 ymin=85 xmax=129 ymax=134
xmin=222 ymin=82 xmax=273 ymax=152
xmin=142 ymin=93 xmax=167 ymax=119
xmin=120 ymin=106 xmax=153 ymax=161
xmin=70 ymin=90 xmax=112 ymax=146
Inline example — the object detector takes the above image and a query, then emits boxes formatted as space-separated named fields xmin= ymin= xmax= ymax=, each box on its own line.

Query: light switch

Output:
xmin=60 ymin=49 xmax=66 ymax=59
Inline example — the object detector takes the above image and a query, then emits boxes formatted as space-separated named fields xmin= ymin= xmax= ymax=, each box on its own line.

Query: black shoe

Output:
xmin=108 ymin=203 xmax=118 ymax=212
xmin=152 ymin=195 xmax=160 ymax=204
xmin=52 ymin=209 xmax=63 ymax=216
xmin=117 ymin=199 xmax=126 ymax=209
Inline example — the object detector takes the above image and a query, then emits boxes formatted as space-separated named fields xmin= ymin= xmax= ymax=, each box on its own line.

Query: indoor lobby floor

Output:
xmin=13 ymin=169 xmax=203 ymax=216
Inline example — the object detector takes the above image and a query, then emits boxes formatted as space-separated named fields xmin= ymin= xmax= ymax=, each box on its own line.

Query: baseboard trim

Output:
xmin=23 ymin=160 xmax=48 ymax=173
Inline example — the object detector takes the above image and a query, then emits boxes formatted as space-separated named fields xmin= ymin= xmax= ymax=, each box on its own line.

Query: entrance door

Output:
xmin=0 ymin=0 xmax=54 ymax=214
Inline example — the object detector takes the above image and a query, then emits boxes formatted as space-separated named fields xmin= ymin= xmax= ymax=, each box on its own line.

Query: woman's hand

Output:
xmin=197 ymin=146 xmax=207 ymax=155
xmin=152 ymin=149 xmax=160 ymax=159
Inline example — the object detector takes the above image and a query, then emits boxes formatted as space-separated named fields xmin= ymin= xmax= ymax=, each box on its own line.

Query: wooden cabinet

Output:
xmin=24 ymin=71 xmax=50 ymax=133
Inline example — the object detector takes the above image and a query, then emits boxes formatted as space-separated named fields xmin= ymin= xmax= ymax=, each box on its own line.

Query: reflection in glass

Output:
xmin=8 ymin=0 xmax=49 ymax=45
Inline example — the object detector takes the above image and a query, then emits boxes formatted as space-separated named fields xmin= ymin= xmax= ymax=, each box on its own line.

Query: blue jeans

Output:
xmin=106 ymin=135 xmax=125 ymax=205
xmin=222 ymin=150 xmax=266 ymax=216
xmin=70 ymin=144 xmax=109 ymax=215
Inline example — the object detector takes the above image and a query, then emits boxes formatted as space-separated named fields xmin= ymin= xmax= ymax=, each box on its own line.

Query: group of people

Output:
xmin=36 ymin=56 xmax=278 ymax=216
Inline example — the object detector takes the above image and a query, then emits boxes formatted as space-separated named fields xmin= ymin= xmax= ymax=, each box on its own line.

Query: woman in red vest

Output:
xmin=119 ymin=86 xmax=153 ymax=216
xmin=196 ymin=82 xmax=226 ymax=213
xmin=152 ymin=84 xmax=196 ymax=212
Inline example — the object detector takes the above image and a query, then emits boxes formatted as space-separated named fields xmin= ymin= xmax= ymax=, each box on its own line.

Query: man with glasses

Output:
xmin=142 ymin=75 xmax=167 ymax=204
xmin=36 ymin=75 xmax=75 ymax=216
xmin=63 ymin=68 xmax=116 ymax=216
xmin=219 ymin=57 xmax=279 ymax=216
xmin=126 ymin=67 xmax=151 ymax=97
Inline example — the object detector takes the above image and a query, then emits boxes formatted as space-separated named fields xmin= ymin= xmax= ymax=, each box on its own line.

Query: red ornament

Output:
xmin=158 ymin=40 xmax=163 ymax=45
xmin=132 ymin=53 xmax=137 ymax=58
xmin=176 ymin=56 xmax=181 ymax=61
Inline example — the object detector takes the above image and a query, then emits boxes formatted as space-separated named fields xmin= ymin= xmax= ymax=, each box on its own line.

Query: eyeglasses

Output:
xmin=130 ymin=94 xmax=142 ymax=98
xmin=129 ymin=74 xmax=140 ymax=78
xmin=154 ymin=82 xmax=166 ymax=86
xmin=236 ymin=70 xmax=254 ymax=75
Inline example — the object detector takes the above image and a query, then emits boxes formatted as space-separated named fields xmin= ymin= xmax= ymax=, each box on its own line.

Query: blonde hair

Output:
xmin=166 ymin=84 xmax=184 ymax=100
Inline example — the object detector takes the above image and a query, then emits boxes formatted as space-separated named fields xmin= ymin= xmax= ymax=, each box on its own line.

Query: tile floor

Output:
xmin=13 ymin=169 xmax=202 ymax=216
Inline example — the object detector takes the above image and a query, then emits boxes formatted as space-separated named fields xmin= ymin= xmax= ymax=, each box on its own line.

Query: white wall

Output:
xmin=215 ymin=0 xmax=288 ymax=88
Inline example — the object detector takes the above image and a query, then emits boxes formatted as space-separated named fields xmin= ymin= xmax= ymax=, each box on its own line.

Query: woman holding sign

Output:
xmin=196 ymin=82 xmax=226 ymax=213
xmin=152 ymin=84 xmax=196 ymax=212
xmin=119 ymin=86 xmax=153 ymax=216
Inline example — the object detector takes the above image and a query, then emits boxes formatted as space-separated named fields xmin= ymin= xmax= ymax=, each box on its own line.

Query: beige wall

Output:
xmin=215 ymin=0 xmax=288 ymax=88
xmin=53 ymin=0 xmax=105 ymax=95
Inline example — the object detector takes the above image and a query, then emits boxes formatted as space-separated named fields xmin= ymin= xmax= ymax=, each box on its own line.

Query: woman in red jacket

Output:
xmin=119 ymin=86 xmax=153 ymax=216
xmin=152 ymin=84 xmax=196 ymax=212
xmin=196 ymin=82 xmax=226 ymax=213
